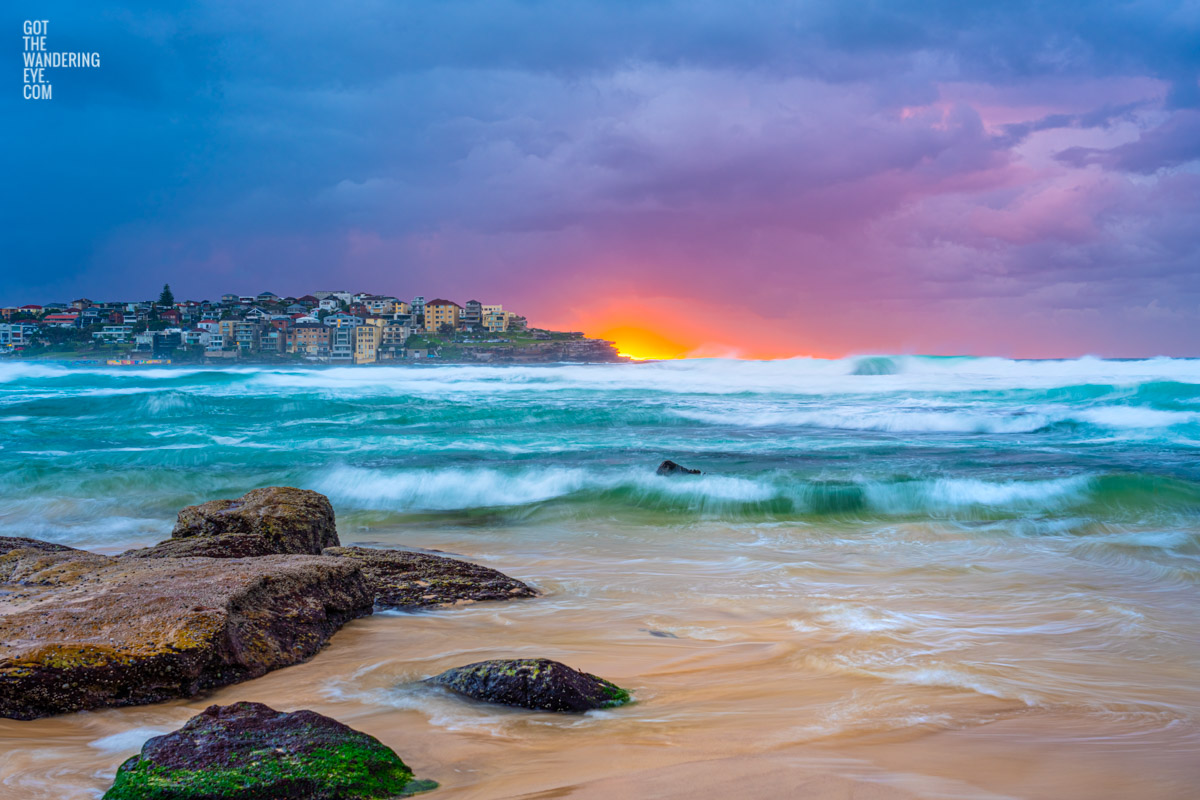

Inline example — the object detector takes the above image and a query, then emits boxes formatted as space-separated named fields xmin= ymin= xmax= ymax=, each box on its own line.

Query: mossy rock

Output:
xmin=103 ymin=701 xmax=436 ymax=799
xmin=431 ymin=658 xmax=631 ymax=712
xmin=0 ymin=544 xmax=373 ymax=719
xmin=171 ymin=487 xmax=340 ymax=556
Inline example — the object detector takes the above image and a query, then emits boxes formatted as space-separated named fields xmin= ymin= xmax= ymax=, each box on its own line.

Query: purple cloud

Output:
xmin=3 ymin=0 xmax=1199 ymax=356
xmin=1056 ymin=110 xmax=1200 ymax=173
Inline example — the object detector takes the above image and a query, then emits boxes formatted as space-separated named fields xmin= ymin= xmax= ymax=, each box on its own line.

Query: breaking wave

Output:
xmin=315 ymin=465 xmax=1200 ymax=525
xmin=3 ymin=355 xmax=1199 ymax=545
xmin=3 ymin=354 xmax=1200 ymax=396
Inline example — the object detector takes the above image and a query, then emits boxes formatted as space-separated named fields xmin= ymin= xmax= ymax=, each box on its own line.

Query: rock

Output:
xmin=431 ymin=658 xmax=631 ymax=712
xmin=656 ymin=459 xmax=701 ymax=476
xmin=322 ymin=546 xmax=537 ymax=610
xmin=0 ymin=542 xmax=373 ymax=720
xmin=0 ymin=536 xmax=78 ymax=553
xmin=123 ymin=533 xmax=285 ymax=560
xmin=103 ymin=701 xmax=436 ymax=799
xmin=171 ymin=486 xmax=339 ymax=556
xmin=642 ymin=629 xmax=679 ymax=639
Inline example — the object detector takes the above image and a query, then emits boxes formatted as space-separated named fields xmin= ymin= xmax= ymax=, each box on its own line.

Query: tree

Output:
xmin=158 ymin=283 xmax=175 ymax=307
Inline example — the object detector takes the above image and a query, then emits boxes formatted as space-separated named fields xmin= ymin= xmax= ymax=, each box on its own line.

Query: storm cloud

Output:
xmin=3 ymin=0 xmax=1199 ymax=356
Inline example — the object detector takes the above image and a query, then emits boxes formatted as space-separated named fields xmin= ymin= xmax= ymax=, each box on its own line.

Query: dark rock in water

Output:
xmin=123 ymin=533 xmax=285 ymax=559
xmin=103 ymin=701 xmax=435 ymax=799
xmin=431 ymin=658 xmax=631 ymax=712
xmin=0 ymin=541 xmax=373 ymax=720
xmin=656 ymin=459 xmax=701 ymax=476
xmin=170 ymin=486 xmax=340 ymax=556
xmin=323 ymin=546 xmax=537 ymax=610
xmin=642 ymin=629 xmax=679 ymax=639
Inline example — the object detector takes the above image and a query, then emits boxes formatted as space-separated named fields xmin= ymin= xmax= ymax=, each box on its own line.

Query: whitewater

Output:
xmin=1 ymin=355 xmax=1199 ymax=799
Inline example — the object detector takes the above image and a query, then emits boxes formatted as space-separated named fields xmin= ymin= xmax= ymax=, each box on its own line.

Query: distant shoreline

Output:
xmin=1 ymin=357 xmax=641 ymax=368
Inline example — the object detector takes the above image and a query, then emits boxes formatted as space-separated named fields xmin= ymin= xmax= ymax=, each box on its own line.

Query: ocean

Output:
xmin=1 ymin=356 xmax=1198 ymax=798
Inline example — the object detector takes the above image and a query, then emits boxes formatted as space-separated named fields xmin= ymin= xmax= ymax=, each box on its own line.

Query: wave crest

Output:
xmin=315 ymin=466 xmax=1199 ymax=525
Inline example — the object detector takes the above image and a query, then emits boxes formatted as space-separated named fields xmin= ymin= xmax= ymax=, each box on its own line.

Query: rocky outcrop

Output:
xmin=451 ymin=336 xmax=625 ymax=364
xmin=0 ymin=536 xmax=78 ymax=553
xmin=123 ymin=533 xmax=285 ymax=560
xmin=322 ymin=546 xmax=537 ymax=610
xmin=0 ymin=541 xmax=373 ymax=720
xmin=656 ymin=460 xmax=701 ymax=476
xmin=431 ymin=658 xmax=630 ymax=712
xmin=169 ymin=486 xmax=339 ymax=556
xmin=103 ymin=701 xmax=436 ymax=799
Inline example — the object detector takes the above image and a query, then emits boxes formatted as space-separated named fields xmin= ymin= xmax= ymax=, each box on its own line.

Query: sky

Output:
xmin=3 ymin=1 xmax=1199 ymax=359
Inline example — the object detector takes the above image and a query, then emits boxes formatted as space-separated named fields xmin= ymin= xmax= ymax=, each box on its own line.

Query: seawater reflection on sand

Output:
xmin=2 ymin=517 xmax=1197 ymax=799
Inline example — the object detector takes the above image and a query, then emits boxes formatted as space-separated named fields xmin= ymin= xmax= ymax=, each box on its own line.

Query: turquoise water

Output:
xmin=2 ymin=355 xmax=1199 ymax=548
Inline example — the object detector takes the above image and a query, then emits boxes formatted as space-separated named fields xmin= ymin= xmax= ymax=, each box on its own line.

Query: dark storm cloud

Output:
xmin=2 ymin=0 xmax=1198 ymax=354
xmin=1055 ymin=110 xmax=1200 ymax=172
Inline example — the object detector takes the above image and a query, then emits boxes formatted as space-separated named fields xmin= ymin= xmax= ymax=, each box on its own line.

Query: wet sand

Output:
xmin=2 ymin=519 xmax=1198 ymax=799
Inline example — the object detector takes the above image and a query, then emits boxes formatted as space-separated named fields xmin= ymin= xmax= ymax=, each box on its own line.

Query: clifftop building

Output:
xmin=462 ymin=299 xmax=482 ymax=327
xmin=424 ymin=299 xmax=461 ymax=332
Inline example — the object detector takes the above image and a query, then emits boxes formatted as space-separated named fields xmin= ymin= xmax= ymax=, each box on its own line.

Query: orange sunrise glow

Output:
xmin=553 ymin=296 xmax=828 ymax=361
xmin=603 ymin=326 xmax=689 ymax=360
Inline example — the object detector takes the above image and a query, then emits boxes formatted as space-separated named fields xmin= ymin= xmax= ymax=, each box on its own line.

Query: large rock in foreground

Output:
xmin=323 ymin=546 xmax=537 ymax=610
xmin=170 ymin=486 xmax=339 ymax=555
xmin=0 ymin=541 xmax=373 ymax=720
xmin=431 ymin=658 xmax=630 ymax=712
xmin=0 ymin=536 xmax=78 ymax=553
xmin=104 ymin=701 xmax=436 ymax=800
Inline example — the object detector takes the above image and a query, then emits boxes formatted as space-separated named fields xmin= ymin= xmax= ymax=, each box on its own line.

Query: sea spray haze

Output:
xmin=1 ymin=356 xmax=1200 ymax=798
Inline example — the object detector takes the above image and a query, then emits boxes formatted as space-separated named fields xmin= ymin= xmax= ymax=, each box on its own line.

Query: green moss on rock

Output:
xmin=102 ymin=702 xmax=435 ymax=800
xmin=431 ymin=658 xmax=632 ymax=713
xmin=598 ymin=680 xmax=631 ymax=707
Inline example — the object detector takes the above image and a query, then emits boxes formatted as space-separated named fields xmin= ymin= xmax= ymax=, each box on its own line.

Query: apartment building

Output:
xmin=92 ymin=325 xmax=134 ymax=343
xmin=483 ymin=311 xmax=516 ymax=332
xmin=0 ymin=323 xmax=39 ymax=348
xmin=461 ymin=300 xmax=482 ymax=327
xmin=424 ymin=299 xmax=461 ymax=332
xmin=327 ymin=321 xmax=357 ymax=362
xmin=379 ymin=321 xmax=411 ymax=360
xmin=287 ymin=323 xmax=330 ymax=358
xmin=353 ymin=324 xmax=382 ymax=364
xmin=233 ymin=321 xmax=263 ymax=352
